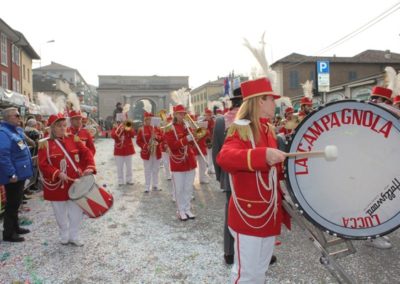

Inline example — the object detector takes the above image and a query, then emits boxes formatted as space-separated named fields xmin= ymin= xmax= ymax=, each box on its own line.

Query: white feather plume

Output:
xmin=37 ymin=93 xmax=58 ymax=115
xmin=55 ymin=96 xmax=66 ymax=114
xmin=208 ymin=100 xmax=224 ymax=112
xmin=275 ymin=96 xmax=292 ymax=108
xmin=67 ymin=93 xmax=81 ymax=111
xmin=170 ymin=87 xmax=190 ymax=107
xmin=122 ymin=104 xmax=130 ymax=114
xmin=385 ymin=66 xmax=397 ymax=91
xmin=142 ymin=100 xmax=152 ymax=112
xmin=394 ymin=72 xmax=400 ymax=98
xmin=243 ymin=32 xmax=277 ymax=91
xmin=302 ymin=80 xmax=314 ymax=99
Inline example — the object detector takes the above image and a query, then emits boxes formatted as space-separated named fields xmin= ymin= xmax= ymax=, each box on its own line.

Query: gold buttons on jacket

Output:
xmin=247 ymin=203 xmax=252 ymax=208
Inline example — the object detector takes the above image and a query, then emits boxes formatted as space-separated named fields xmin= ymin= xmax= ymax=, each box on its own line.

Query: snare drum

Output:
xmin=285 ymin=100 xmax=400 ymax=239
xmin=68 ymin=175 xmax=114 ymax=218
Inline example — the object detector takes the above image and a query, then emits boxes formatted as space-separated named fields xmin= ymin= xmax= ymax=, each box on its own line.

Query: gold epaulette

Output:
xmin=227 ymin=119 xmax=252 ymax=141
xmin=38 ymin=138 xmax=49 ymax=150
xmin=163 ymin=124 xmax=172 ymax=132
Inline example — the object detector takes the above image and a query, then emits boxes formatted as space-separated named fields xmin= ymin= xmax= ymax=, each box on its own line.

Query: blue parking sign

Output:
xmin=317 ymin=61 xmax=330 ymax=74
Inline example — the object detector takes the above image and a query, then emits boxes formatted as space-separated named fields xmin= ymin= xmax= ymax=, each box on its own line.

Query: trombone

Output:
xmin=183 ymin=114 xmax=208 ymax=166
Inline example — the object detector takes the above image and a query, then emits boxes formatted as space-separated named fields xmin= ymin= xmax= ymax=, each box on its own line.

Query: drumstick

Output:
xmin=285 ymin=145 xmax=338 ymax=160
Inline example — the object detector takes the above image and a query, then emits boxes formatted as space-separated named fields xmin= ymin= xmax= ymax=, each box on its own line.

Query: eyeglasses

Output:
xmin=12 ymin=114 xmax=21 ymax=118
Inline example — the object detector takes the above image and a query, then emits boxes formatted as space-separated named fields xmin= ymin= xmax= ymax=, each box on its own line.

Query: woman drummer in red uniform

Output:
xmin=164 ymin=105 xmax=197 ymax=221
xmin=217 ymin=77 xmax=289 ymax=283
xmin=38 ymin=113 xmax=96 ymax=246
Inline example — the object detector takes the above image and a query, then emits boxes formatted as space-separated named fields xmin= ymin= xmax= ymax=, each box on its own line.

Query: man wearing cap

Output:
xmin=68 ymin=110 xmax=96 ymax=156
xmin=111 ymin=113 xmax=136 ymax=186
xmin=136 ymin=111 xmax=163 ymax=192
xmin=164 ymin=104 xmax=197 ymax=221
xmin=38 ymin=113 xmax=96 ymax=246
xmin=212 ymin=86 xmax=243 ymax=264
xmin=0 ymin=108 xmax=34 ymax=242
xmin=217 ymin=77 xmax=289 ymax=283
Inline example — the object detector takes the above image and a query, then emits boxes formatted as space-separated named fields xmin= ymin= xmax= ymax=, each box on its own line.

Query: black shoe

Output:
xmin=16 ymin=228 xmax=30 ymax=234
xmin=224 ymin=254 xmax=234 ymax=265
xmin=3 ymin=234 xmax=25 ymax=242
xmin=269 ymin=255 xmax=277 ymax=266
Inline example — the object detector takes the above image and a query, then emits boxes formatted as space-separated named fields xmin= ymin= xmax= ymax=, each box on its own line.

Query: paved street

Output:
xmin=1 ymin=138 xmax=399 ymax=283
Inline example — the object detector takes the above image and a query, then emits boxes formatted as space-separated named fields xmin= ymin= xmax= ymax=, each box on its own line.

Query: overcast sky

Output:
xmin=2 ymin=0 xmax=400 ymax=88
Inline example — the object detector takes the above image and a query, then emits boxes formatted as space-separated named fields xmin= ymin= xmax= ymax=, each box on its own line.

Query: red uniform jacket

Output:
xmin=69 ymin=127 xmax=96 ymax=156
xmin=38 ymin=135 xmax=96 ymax=201
xmin=164 ymin=122 xmax=197 ymax=172
xmin=111 ymin=126 xmax=135 ymax=156
xmin=217 ymin=121 xmax=290 ymax=237
xmin=136 ymin=125 xmax=162 ymax=160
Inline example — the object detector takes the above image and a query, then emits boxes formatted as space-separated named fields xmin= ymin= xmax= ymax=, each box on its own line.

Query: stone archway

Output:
xmin=127 ymin=97 xmax=158 ymax=121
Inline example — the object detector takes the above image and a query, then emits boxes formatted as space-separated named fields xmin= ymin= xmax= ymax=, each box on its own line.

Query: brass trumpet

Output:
xmin=158 ymin=109 xmax=168 ymax=123
xmin=183 ymin=113 xmax=207 ymax=140
xmin=124 ymin=119 xmax=133 ymax=130
xmin=116 ymin=119 xmax=133 ymax=136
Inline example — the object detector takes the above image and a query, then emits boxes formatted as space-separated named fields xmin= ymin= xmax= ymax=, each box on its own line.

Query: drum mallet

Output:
xmin=284 ymin=145 xmax=338 ymax=161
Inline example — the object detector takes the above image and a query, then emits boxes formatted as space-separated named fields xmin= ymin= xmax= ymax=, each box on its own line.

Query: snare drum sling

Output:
xmin=38 ymin=134 xmax=96 ymax=201
xmin=217 ymin=120 xmax=291 ymax=237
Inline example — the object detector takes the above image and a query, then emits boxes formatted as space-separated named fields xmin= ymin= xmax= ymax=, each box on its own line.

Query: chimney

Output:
xmin=384 ymin=50 xmax=391 ymax=59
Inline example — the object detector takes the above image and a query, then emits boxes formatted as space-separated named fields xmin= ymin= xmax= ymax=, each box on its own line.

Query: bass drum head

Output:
xmin=68 ymin=174 xmax=96 ymax=200
xmin=285 ymin=100 xmax=400 ymax=239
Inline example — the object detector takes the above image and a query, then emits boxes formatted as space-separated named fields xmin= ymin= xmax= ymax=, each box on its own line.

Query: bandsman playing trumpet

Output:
xmin=111 ymin=113 xmax=136 ymax=186
xmin=68 ymin=110 xmax=96 ymax=156
xmin=136 ymin=112 xmax=163 ymax=192
xmin=164 ymin=105 xmax=197 ymax=221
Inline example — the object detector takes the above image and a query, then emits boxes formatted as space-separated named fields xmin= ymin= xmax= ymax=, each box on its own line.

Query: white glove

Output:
xmin=58 ymin=172 xmax=69 ymax=181
xmin=266 ymin=148 xmax=286 ymax=166
xmin=186 ymin=134 xmax=193 ymax=142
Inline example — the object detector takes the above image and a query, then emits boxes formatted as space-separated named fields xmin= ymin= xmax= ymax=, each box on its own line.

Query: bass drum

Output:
xmin=285 ymin=100 xmax=400 ymax=239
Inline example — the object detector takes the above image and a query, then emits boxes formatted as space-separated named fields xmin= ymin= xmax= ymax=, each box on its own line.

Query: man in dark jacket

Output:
xmin=212 ymin=87 xmax=243 ymax=265
xmin=0 ymin=108 xmax=34 ymax=242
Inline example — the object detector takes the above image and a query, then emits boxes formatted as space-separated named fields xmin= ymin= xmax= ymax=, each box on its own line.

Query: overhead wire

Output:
xmin=282 ymin=1 xmax=400 ymax=71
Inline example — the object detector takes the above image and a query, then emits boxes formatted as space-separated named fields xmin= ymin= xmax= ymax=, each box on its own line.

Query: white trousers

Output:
xmin=229 ymin=228 xmax=275 ymax=284
xmin=143 ymin=155 xmax=161 ymax=190
xmin=207 ymin=148 xmax=215 ymax=173
xmin=196 ymin=155 xmax=209 ymax=183
xmin=51 ymin=201 xmax=83 ymax=242
xmin=172 ymin=170 xmax=195 ymax=213
xmin=161 ymin=152 xmax=172 ymax=179
xmin=115 ymin=155 xmax=133 ymax=184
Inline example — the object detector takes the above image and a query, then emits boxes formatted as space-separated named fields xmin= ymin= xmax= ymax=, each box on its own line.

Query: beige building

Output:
xmin=17 ymin=33 xmax=40 ymax=102
xmin=271 ymin=50 xmax=400 ymax=108
xmin=191 ymin=79 xmax=224 ymax=115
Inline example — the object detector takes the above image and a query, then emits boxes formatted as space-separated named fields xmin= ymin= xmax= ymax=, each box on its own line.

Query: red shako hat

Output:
xmin=47 ymin=113 xmax=66 ymax=127
xmin=371 ymin=86 xmax=393 ymax=101
xmin=240 ymin=77 xmax=279 ymax=101
xmin=173 ymin=104 xmax=186 ymax=113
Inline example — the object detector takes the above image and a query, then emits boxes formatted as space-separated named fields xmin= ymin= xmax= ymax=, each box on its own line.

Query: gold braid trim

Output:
xmin=247 ymin=149 xmax=254 ymax=171
xmin=227 ymin=123 xmax=252 ymax=141
xmin=74 ymin=135 xmax=81 ymax=142
xmin=38 ymin=138 xmax=49 ymax=150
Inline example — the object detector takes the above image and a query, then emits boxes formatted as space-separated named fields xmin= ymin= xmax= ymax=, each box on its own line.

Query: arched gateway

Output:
xmin=97 ymin=75 xmax=189 ymax=121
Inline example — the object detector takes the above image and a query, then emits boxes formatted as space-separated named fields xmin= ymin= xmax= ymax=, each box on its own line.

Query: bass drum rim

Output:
xmin=284 ymin=99 xmax=400 ymax=240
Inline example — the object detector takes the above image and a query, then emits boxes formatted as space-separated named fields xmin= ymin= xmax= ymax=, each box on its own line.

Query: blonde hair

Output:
xmin=235 ymin=97 xmax=262 ymax=143
xmin=235 ymin=96 xmax=276 ymax=143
